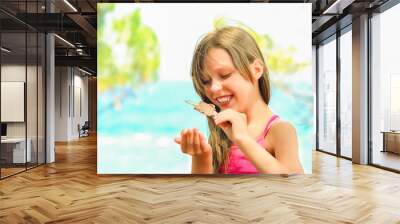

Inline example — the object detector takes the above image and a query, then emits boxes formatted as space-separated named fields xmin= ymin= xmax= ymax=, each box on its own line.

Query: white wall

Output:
xmin=1 ymin=65 xmax=26 ymax=140
xmin=55 ymin=67 xmax=89 ymax=141
xmin=55 ymin=66 xmax=69 ymax=141
xmin=1 ymin=82 xmax=25 ymax=122
xmin=1 ymin=64 xmax=46 ymax=163
xmin=1 ymin=65 xmax=26 ymax=81
xmin=1 ymin=65 xmax=33 ymax=138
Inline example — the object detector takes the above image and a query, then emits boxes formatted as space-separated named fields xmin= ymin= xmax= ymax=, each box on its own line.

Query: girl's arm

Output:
xmin=235 ymin=121 xmax=304 ymax=174
xmin=191 ymin=152 xmax=213 ymax=174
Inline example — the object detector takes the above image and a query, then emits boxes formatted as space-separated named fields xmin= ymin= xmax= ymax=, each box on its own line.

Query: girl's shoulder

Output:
xmin=264 ymin=119 xmax=297 ymax=148
xmin=269 ymin=119 xmax=295 ymax=131
xmin=268 ymin=119 xmax=297 ymax=138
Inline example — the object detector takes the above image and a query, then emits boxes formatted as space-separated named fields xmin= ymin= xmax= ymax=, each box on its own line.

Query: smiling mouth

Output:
xmin=215 ymin=95 xmax=232 ymax=106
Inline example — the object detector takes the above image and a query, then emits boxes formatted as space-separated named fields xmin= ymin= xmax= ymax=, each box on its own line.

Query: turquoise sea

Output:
xmin=98 ymin=81 xmax=313 ymax=174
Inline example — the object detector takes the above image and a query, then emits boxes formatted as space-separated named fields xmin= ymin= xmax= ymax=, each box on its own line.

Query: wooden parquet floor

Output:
xmin=1 ymin=134 xmax=400 ymax=223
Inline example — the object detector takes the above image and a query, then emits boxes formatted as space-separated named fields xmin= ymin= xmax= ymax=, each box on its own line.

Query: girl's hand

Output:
xmin=174 ymin=128 xmax=212 ymax=158
xmin=213 ymin=109 xmax=250 ymax=143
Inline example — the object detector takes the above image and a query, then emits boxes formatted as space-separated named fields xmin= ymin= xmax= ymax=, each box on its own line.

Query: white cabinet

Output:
xmin=1 ymin=138 xmax=32 ymax=163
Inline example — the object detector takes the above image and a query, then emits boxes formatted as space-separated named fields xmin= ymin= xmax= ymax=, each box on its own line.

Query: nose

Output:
xmin=210 ymin=80 xmax=222 ymax=92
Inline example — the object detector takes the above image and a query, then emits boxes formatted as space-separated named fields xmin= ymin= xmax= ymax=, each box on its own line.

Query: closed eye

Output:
xmin=221 ymin=73 xmax=232 ymax=79
xmin=201 ymin=79 xmax=211 ymax=85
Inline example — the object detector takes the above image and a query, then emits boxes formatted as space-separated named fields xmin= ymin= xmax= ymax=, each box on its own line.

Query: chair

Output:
xmin=79 ymin=121 xmax=90 ymax=138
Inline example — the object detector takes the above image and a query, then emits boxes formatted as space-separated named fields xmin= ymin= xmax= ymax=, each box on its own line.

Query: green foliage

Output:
xmin=268 ymin=48 xmax=309 ymax=74
xmin=98 ymin=4 xmax=117 ymax=92
xmin=98 ymin=6 xmax=160 ymax=93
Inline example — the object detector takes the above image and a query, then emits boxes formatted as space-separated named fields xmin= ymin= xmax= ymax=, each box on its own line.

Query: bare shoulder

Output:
xmin=269 ymin=120 xmax=297 ymax=137
xmin=265 ymin=120 xmax=298 ymax=151
xmin=265 ymin=119 xmax=303 ymax=173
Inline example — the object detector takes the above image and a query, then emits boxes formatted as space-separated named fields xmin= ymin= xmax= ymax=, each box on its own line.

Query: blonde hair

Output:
xmin=191 ymin=26 xmax=271 ymax=173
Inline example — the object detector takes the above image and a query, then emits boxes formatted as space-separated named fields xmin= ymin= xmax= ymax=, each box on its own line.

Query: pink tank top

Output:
xmin=219 ymin=115 xmax=280 ymax=174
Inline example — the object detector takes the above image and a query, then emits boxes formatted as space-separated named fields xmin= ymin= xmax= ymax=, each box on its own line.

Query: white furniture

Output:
xmin=1 ymin=138 xmax=31 ymax=163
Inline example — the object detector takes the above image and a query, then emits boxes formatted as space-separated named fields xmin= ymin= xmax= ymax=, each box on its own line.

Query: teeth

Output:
xmin=216 ymin=96 xmax=231 ymax=104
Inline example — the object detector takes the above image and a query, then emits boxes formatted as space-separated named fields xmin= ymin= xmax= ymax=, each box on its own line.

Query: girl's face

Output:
xmin=202 ymin=48 xmax=261 ymax=113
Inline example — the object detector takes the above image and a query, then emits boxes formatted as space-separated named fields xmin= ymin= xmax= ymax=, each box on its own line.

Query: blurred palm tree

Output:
xmin=98 ymin=5 xmax=160 ymax=110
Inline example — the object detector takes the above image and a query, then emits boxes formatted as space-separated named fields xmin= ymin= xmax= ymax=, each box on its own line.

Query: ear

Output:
xmin=250 ymin=59 xmax=264 ymax=81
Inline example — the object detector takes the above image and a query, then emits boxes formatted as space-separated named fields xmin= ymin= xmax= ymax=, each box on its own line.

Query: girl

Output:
xmin=174 ymin=26 xmax=304 ymax=174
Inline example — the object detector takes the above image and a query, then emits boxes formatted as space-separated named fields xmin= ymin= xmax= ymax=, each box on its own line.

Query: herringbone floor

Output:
xmin=0 ymin=135 xmax=400 ymax=223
